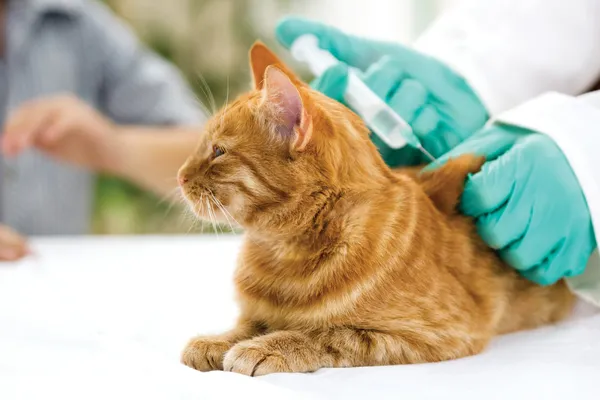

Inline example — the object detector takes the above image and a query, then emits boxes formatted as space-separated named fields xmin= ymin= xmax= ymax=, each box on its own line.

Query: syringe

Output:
xmin=290 ymin=35 xmax=434 ymax=162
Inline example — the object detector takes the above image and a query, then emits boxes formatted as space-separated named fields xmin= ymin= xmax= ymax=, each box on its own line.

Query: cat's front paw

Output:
xmin=223 ymin=340 xmax=293 ymax=376
xmin=181 ymin=336 xmax=233 ymax=371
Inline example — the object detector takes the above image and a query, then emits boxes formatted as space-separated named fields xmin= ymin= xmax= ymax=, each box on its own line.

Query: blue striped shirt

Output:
xmin=0 ymin=0 xmax=205 ymax=235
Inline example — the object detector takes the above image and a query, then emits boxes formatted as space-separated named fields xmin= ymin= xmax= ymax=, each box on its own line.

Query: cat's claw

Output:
xmin=181 ymin=336 xmax=233 ymax=371
xmin=223 ymin=341 xmax=293 ymax=376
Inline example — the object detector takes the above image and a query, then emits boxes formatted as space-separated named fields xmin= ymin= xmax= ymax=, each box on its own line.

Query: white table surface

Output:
xmin=1 ymin=235 xmax=600 ymax=400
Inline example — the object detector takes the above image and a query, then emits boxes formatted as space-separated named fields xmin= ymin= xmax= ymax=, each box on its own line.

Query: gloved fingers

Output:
xmin=276 ymin=16 xmax=329 ymax=48
xmin=361 ymin=56 xmax=405 ymax=100
xmin=498 ymin=205 xmax=565 ymax=273
xmin=520 ymin=244 xmax=565 ymax=286
xmin=310 ymin=63 xmax=349 ymax=103
xmin=520 ymin=216 xmax=596 ymax=286
xmin=383 ymin=52 xmax=471 ymax=102
xmin=417 ymin=127 xmax=450 ymax=159
xmin=429 ymin=124 xmax=466 ymax=158
xmin=388 ymin=79 xmax=428 ymax=124
xmin=475 ymin=189 xmax=533 ymax=250
xmin=565 ymin=222 xmax=598 ymax=278
xmin=275 ymin=17 xmax=386 ymax=69
xmin=275 ymin=17 xmax=461 ymax=101
xmin=460 ymin=147 xmax=520 ymax=218
xmin=427 ymin=126 xmax=520 ymax=172
xmin=410 ymin=105 xmax=444 ymax=156
xmin=520 ymin=239 xmax=579 ymax=286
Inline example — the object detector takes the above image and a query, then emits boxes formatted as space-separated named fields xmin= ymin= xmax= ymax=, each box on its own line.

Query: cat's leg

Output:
xmin=181 ymin=318 xmax=267 ymax=371
xmin=223 ymin=327 xmax=487 ymax=376
xmin=223 ymin=330 xmax=325 ymax=376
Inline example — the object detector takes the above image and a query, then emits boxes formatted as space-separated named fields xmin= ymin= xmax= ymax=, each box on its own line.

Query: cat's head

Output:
xmin=178 ymin=42 xmax=388 ymax=231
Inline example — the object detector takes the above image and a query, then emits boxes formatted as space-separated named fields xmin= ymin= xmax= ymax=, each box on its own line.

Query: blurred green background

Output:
xmin=92 ymin=0 xmax=450 ymax=234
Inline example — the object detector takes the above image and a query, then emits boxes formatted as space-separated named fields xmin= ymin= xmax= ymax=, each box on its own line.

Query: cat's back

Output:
xmin=393 ymin=160 xmax=575 ymax=334
xmin=234 ymin=155 xmax=574 ymax=338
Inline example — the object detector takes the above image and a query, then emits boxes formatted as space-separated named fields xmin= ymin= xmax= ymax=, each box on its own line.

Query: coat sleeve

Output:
xmin=493 ymin=91 xmax=600 ymax=307
xmin=413 ymin=0 xmax=600 ymax=115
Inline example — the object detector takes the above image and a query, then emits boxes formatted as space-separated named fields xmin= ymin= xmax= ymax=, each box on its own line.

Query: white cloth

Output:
xmin=413 ymin=0 xmax=600 ymax=306
xmin=1 ymin=236 xmax=600 ymax=400
xmin=0 ymin=236 xmax=309 ymax=400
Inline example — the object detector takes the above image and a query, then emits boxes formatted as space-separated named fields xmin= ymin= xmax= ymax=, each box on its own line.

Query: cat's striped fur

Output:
xmin=177 ymin=43 xmax=574 ymax=376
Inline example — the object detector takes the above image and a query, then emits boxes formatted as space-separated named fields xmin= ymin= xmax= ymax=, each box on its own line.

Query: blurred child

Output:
xmin=0 ymin=0 xmax=208 ymax=259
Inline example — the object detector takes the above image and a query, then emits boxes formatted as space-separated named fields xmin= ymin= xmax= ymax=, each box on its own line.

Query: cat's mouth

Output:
xmin=180 ymin=187 xmax=238 ymax=229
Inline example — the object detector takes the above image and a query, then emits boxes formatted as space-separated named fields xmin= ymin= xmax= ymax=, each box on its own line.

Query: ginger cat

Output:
xmin=177 ymin=42 xmax=574 ymax=376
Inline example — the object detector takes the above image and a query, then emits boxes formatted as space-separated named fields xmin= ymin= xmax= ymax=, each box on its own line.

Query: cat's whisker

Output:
xmin=184 ymin=214 xmax=201 ymax=234
xmin=176 ymin=210 xmax=193 ymax=232
xmin=158 ymin=187 xmax=185 ymax=222
xmin=158 ymin=186 xmax=183 ymax=204
xmin=206 ymin=188 xmax=235 ymax=224
xmin=219 ymin=75 xmax=231 ymax=131
xmin=190 ymin=81 xmax=212 ymax=117
xmin=210 ymin=198 xmax=226 ymax=236
xmin=209 ymin=192 xmax=235 ymax=234
xmin=195 ymin=72 xmax=217 ymax=115
xmin=205 ymin=197 xmax=219 ymax=236
xmin=184 ymin=195 xmax=203 ymax=235
xmin=193 ymin=76 xmax=211 ymax=112
xmin=197 ymin=194 xmax=206 ymax=235
xmin=213 ymin=198 xmax=234 ymax=230
xmin=185 ymin=218 xmax=198 ymax=234
xmin=178 ymin=199 xmax=200 ymax=234
xmin=216 ymin=199 xmax=240 ymax=233
xmin=224 ymin=75 xmax=230 ymax=109
xmin=175 ymin=200 xmax=190 ymax=226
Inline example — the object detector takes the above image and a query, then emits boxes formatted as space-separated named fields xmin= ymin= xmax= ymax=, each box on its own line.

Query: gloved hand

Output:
xmin=276 ymin=17 xmax=489 ymax=165
xmin=433 ymin=124 xmax=596 ymax=285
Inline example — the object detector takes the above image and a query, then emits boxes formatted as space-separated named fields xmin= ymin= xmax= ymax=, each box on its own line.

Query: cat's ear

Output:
xmin=261 ymin=65 xmax=312 ymax=151
xmin=419 ymin=155 xmax=485 ymax=214
xmin=249 ymin=41 xmax=304 ymax=90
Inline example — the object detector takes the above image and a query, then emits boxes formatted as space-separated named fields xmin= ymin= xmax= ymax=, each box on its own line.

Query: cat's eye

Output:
xmin=212 ymin=145 xmax=225 ymax=159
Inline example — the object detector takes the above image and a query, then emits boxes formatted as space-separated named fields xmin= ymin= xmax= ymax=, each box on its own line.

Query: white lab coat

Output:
xmin=413 ymin=0 xmax=600 ymax=306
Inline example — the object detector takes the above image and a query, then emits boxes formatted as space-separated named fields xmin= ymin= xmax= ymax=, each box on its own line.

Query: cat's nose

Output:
xmin=178 ymin=173 xmax=189 ymax=186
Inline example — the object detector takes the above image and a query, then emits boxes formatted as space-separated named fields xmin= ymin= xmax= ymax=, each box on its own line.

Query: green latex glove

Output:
xmin=433 ymin=124 xmax=596 ymax=285
xmin=309 ymin=64 xmax=422 ymax=166
xmin=276 ymin=17 xmax=489 ymax=166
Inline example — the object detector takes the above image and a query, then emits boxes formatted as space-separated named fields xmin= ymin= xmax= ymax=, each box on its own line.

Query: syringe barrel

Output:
xmin=291 ymin=35 xmax=337 ymax=76
xmin=291 ymin=34 xmax=415 ymax=149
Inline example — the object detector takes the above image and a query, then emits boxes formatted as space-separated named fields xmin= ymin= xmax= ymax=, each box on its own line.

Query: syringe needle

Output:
xmin=419 ymin=146 xmax=436 ymax=162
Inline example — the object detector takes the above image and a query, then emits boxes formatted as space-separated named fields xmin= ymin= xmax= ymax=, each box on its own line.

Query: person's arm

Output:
xmin=106 ymin=126 xmax=199 ymax=196
xmin=1 ymin=95 xmax=199 ymax=196
xmin=84 ymin=0 xmax=207 ymax=195
xmin=86 ymin=0 xmax=206 ymax=126
xmin=414 ymin=0 xmax=600 ymax=115
xmin=2 ymin=1 xmax=207 ymax=197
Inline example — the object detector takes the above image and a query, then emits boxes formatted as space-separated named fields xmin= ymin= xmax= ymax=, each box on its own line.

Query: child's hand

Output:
xmin=0 ymin=224 xmax=29 ymax=262
xmin=2 ymin=94 xmax=118 ymax=171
